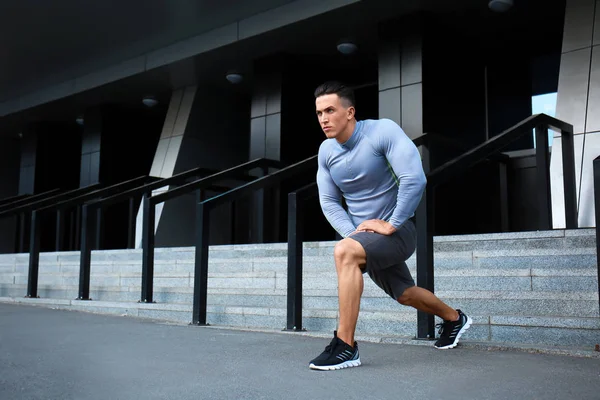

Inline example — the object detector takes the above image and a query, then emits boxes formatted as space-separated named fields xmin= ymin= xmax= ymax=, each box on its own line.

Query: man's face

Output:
xmin=315 ymin=94 xmax=354 ymax=141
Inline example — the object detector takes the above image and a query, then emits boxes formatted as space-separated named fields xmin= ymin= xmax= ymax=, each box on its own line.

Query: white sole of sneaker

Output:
xmin=309 ymin=358 xmax=362 ymax=371
xmin=434 ymin=315 xmax=473 ymax=350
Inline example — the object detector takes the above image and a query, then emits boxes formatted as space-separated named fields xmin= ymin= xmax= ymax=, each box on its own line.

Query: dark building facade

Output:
xmin=0 ymin=0 xmax=598 ymax=253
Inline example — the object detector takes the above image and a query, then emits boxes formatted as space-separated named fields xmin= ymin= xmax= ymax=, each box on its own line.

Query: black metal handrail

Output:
xmin=0 ymin=184 xmax=102 ymax=254
xmin=0 ymin=190 xmax=60 ymax=212
xmin=414 ymin=113 xmax=576 ymax=338
xmin=139 ymin=158 xmax=283 ymax=303
xmin=0 ymin=188 xmax=62 ymax=253
xmin=74 ymin=166 xmax=229 ymax=300
xmin=592 ymin=156 xmax=600 ymax=316
xmin=0 ymin=193 xmax=29 ymax=207
xmin=286 ymin=182 xmax=318 ymax=331
xmin=24 ymin=177 xmax=158 ymax=298
xmin=192 ymin=155 xmax=317 ymax=325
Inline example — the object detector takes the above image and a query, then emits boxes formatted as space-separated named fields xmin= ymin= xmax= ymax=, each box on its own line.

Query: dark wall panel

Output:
xmin=379 ymin=88 xmax=402 ymax=126
xmin=265 ymin=113 xmax=281 ymax=160
xmin=557 ymin=48 xmax=592 ymax=134
xmin=379 ymin=44 xmax=401 ymax=90
xmin=562 ymin=0 xmax=595 ymax=52
xmin=587 ymin=45 xmax=600 ymax=132
xmin=401 ymin=36 xmax=423 ymax=86
xmin=401 ymin=84 xmax=423 ymax=138
xmin=250 ymin=117 xmax=266 ymax=159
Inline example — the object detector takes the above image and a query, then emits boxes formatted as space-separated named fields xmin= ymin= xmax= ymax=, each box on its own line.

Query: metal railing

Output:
xmin=0 ymin=185 xmax=102 ymax=255
xmin=191 ymin=155 xmax=317 ymax=325
xmin=415 ymin=113 xmax=576 ymax=338
xmin=24 ymin=177 xmax=157 ymax=298
xmin=286 ymin=182 xmax=318 ymax=331
xmin=138 ymin=158 xmax=278 ymax=304
xmin=75 ymin=167 xmax=223 ymax=300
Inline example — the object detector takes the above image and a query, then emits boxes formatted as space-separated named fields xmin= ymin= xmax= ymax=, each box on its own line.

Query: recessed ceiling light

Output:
xmin=226 ymin=72 xmax=244 ymax=84
xmin=142 ymin=96 xmax=158 ymax=107
xmin=488 ymin=0 xmax=513 ymax=12
xmin=337 ymin=41 xmax=358 ymax=55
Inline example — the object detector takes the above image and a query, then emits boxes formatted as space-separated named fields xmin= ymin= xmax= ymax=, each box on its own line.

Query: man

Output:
xmin=309 ymin=81 xmax=471 ymax=371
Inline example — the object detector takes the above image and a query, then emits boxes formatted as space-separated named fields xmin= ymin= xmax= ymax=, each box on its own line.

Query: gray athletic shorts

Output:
xmin=348 ymin=219 xmax=417 ymax=300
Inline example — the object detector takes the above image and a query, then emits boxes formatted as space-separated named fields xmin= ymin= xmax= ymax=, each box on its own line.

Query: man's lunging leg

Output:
xmin=334 ymin=238 xmax=366 ymax=347
xmin=398 ymin=286 xmax=472 ymax=349
xmin=398 ymin=286 xmax=458 ymax=321
xmin=308 ymin=237 xmax=365 ymax=370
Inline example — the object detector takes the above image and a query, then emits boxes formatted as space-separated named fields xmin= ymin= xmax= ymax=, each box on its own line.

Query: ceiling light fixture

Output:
xmin=225 ymin=72 xmax=244 ymax=84
xmin=488 ymin=0 xmax=513 ymax=12
xmin=142 ymin=96 xmax=158 ymax=107
xmin=75 ymin=116 xmax=84 ymax=126
xmin=337 ymin=41 xmax=358 ymax=55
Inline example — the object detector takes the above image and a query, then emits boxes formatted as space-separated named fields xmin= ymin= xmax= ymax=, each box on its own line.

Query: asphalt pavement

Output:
xmin=1 ymin=303 xmax=599 ymax=400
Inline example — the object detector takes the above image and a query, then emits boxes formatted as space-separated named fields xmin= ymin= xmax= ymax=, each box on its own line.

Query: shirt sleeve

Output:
xmin=316 ymin=146 xmax=357 ymax=238
xmin=376 ymin=119 xmax=427 ymax=229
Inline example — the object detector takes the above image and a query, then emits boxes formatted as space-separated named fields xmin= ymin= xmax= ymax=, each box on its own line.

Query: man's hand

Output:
xmin=354 ymin=219 xmax=397 ymax=236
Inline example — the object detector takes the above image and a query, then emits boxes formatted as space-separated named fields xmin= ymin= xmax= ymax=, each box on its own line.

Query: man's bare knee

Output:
xmin=334 ymin=238 xmax=365 ymax=268
xmin=397 ymin=286 xmax=416 ymax=306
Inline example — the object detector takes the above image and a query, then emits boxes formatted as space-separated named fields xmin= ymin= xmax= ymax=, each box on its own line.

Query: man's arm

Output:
xmin=317 ymin=149 xmax=356 ymax=238
xmin=378 ymin=119 xmax=427 ymax=230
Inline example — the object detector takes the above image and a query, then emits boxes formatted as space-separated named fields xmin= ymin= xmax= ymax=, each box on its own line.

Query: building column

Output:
xmin=18 ymin=127 xmax=38 ymax=195
xmin=249 ymin=57 xmax=284 ymax=243
xmin=80 ymin=108 xmax=103 ymax=187
xmin=378 ymin=19 xmax=424 ymax=140
xmin=551 ymin=0 xmax=600 ymax=228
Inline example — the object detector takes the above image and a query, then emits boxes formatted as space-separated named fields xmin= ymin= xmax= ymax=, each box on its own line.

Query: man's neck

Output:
xmin=336 ymin=119 xmax=357 ymax=144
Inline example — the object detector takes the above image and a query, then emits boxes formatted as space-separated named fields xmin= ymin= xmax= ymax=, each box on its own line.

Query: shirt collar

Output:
xmin=338 ymin=120 xmax=363 ymax=150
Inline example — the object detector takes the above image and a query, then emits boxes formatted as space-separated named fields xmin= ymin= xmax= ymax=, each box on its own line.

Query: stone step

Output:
xmin=3 ymin=270 xmax=598 ymax=295
xmin=2 ymin=250 xmax=597 ymax=275
xmin=2 ymin=283 xmax=598 ymax=318
xmin=3 ymin=297 xmax=598 ymax=347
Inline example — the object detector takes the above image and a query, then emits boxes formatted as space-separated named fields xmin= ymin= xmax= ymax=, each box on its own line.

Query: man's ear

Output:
xmin=347 ymin=106 xmax=355 ymax=120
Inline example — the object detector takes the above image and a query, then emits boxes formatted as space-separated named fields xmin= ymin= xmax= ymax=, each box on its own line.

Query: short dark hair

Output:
xmin=314 ymin=81 xmax=355 ymax=108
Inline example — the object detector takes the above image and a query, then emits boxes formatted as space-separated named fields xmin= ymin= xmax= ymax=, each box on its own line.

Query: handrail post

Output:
xmin=140 ymin=193 xmax=155 ymax=303
xmin=535 ymin=124 xmax=552 ymax=230
xmin=286 ymin=191 xmax=303 ymax=331
xmin=78 ymin=205 xmax=93 ymax=300
xmin=95 ymin=208 xmax=103 ymax=250
xmin=192 ymin=201 xmax=210 ymax=325
xmin=416 ymin=142 xmax=435 ymax=339
xmin=55 ymin=209 xmax=64 ymax=251
xmin=26 ymin=210 xmax=41 ymax=298
xmin=562 ymin=125 xmax=578 ymax=229
xmin=593 ymin=156 xmax=600 ymax=316
xmin=127 ymin=197 xmax=136 ymax=249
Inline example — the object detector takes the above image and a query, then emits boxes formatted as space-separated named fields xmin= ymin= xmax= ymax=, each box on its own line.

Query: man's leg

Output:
xmin=397 ymin=286 xmax=459 ymax=321
xmin=333 ymin=238 xmax=367 ymax=347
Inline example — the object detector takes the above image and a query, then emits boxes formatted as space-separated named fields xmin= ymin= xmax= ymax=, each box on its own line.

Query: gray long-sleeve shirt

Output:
xmin=316 ymin=118 xmax=427 ymax=238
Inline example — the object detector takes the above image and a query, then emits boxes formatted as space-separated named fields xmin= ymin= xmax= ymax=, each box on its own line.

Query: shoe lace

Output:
xmin=323 ymin=337 xmax=338 ymax=353
xmin=436 ymin=321 xmax=452 ymax=337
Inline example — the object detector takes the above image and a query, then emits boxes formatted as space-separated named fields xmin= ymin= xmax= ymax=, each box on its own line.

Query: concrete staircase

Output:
xmin=0 ymin=229 xmax=598 ymax=349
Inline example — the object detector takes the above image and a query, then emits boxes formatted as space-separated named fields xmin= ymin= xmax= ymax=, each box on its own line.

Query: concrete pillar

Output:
xmin=249 ymin=56 xmax=284 ymax=243
xmin=377 ymin=20 xmax=423 ymax=140
xmin=18 ymin=127 xmax=37 ymax=194
xmin=551 ymin=0 xmax=600 ymax=228
xmin=80 ymin=108 xmax=103 ymax=187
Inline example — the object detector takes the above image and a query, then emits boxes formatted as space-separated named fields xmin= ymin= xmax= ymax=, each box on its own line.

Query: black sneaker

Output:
xmin=309 ymin=331 xmax=361 ymax=370
xmin=434 ymin=309 xmax=472 ymax=349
